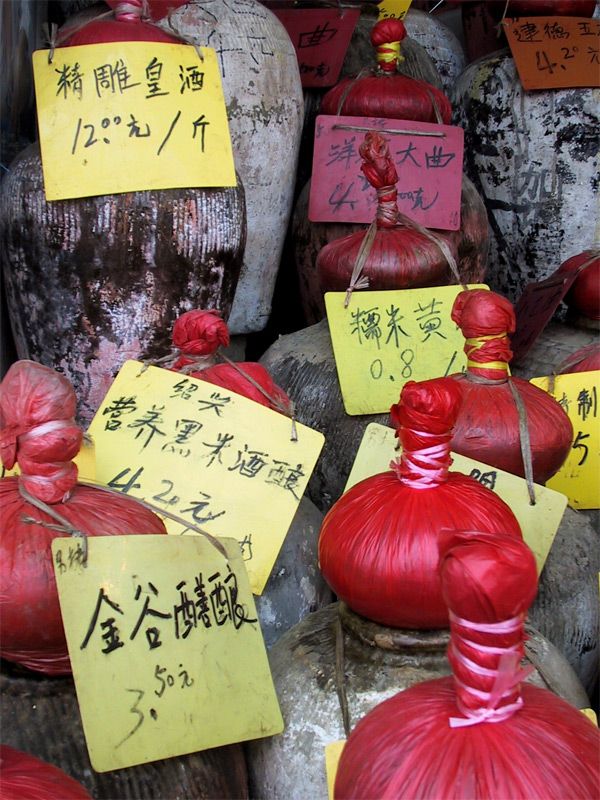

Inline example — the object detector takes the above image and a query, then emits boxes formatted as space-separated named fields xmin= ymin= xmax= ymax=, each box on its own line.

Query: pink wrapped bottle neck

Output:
xmin=448 ymin=610 xmax=532 ymax=728
xmin=390 ymin=428 xmax=452 ymax=489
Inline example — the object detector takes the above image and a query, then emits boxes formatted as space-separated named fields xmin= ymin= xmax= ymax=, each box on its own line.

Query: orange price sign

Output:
xmin=504 ymin=16 xmax=600 ymax=90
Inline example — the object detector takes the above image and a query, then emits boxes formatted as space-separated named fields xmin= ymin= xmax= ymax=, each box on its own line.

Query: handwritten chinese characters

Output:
xmin=378 ymin=0 xmax=412 ymax=21
xmin=88 ymin=361 xmax=324 ymax=594
xmin=345 ymin=423 xmax=567 ymax=574
xmin=33 ymin=43 xmax=236 ymax=200
xmin=325 ymin=286 xmax=487 ymax=415
xmin=504 ymin=16 xmax=600 ymax=90
xmin=310 ymin=115 xmax=464 ymax=230
xmin=531 ymin=371 xmax=599 ymax=509
xmin=52 ymin=535 xmax=283 ymax=771
xmin=272 ymin=8 xmax=359 ymax=87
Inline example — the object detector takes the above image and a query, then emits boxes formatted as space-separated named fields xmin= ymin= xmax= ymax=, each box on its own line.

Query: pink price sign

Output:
xmin=309 ymin=115 xmax=464 ymax=231
xmin=272 ymin=8 xmax=360 ymax=88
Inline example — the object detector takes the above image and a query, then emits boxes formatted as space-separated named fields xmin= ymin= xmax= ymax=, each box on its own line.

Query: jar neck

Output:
xmin=391 ymin=428 xmax=452 ymax=489
xmin=464 ymin=333 xmax=511 ymax=383
xmin=448 ymin=610 xmax=532 ymax=728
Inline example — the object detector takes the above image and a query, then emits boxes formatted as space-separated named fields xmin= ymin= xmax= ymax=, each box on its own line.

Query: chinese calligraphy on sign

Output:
xmin=530 ymin=371 xmax=599 ymax=509
xmin=325 ymin=285 xmax=488 ymax=415
xmin=33 ymin=43 xmax=236 ymax=200
xmin=310 ymin=115 xmax=464 ymax=230
xmin=272 ymin=8 xmax=359 ymax=87
xmin=88 ymin=361 xmax=324 ymax=594
xmin=345 ymin=423 xmax=567 ymax=574
xmin=378 ymin=0 xmax=412 ymax=20
xmin=52 ymin=535 xmax=283 ymax=771
xmin=504 ymin=16 xmax=600 ymax=90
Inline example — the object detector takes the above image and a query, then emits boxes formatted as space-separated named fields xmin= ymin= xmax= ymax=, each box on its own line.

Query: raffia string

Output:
xmin=508 ymin=380 xmax=536 ymax=505
xmin=16 ymin=476 xmax=229 ymax=563
xmin=336 ymin=66 xmax=375 ymax=116
xmin=18 ymin=483 xmax=89 ymax=563
xmin=139 ymin=349 xmax=298 ymax=441
xmin=344 ymin=208 xmax=466 ymax=308
xmin=77 ymin=478 xmax=229 ymax=559
xmin=335 ymin=607 xmax=352 ymax=737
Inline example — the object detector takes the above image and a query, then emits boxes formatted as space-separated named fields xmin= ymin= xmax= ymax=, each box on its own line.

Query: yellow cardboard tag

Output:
xmin=325 ymin=740 xmax=346 ymax=800
xmin=530 ymin=371 xmax=599 ymax=510
xmin=346 ymin=423 xmax=567 ymax=574
xmin=32 ymin=43 xmax=236 ymax=201
xmin=1 ymin=438 xmax=96 ymax=481
xmin=87 ymin=361 xmax=324 ymax=594
xmin=325 ymin=286 xmax=488 ymax=415
xmin=378 ymin=0 xmax=412 ymax=20
xmin=581 ymin=708 xmax=598 ymax=726
xmin=51 ymin=535 xmax=283 ymax=772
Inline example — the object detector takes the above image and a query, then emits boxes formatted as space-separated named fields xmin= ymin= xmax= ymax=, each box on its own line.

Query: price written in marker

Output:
xmin=310 ymin=115 xmax=464 ymax=230
xmin=272 ymin=8 xmax=360 ymax=88
xmin=33 ymin=42 xmax=236 ymax=200
xmin=530 ymin=370 xmax=599 ymax=509
xmin=87 ymin=361 xmax=324 ymax=595
xmin=52 ymin=535 xmax=283 ymax=772
xmin=346 ymin=423 xmax=567 ymax=574
xmin=325 ymin=285 xmax=488 ymax=416
xmin=504 ymin=16 xmax=600 ymax=90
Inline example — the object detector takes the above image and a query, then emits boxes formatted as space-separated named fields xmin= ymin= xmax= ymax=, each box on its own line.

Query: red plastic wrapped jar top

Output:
xmin=334 ymin=531 xmax=600 ymax=800
xmin=170 ymin=309 xmax=292 ymax=414
xmin=0 ymin=361 xmax=166 ymax=675
xmin=0 ymin=745 xmax=92 ymax=800
xmin=444 ymin=289 xmax=573 ymax=483
xmin=318 ymin=378 xmax=522 ymax=629
xmin=320 ymin=19 xmax=452 ymax=124
xmin=557 ymin=343 xmax=600 ymax=375
xmin=556 ymin=249 xmax=600 ymax=321
xmin=317 ymin=131 xmax=457 ymax=297
xmin=59 ymin=0 xmax=183 ymax=45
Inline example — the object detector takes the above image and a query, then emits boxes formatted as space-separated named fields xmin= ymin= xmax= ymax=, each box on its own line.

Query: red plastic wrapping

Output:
xmin=170 ymin=310 xmax=292 ymax=414
xmin=444 ymin=289 xmax=573 ymax=483
xmin=321 ymin=19 xmax=452 ymax=124
xmin=317 ymin=132 xmax=456 ymax=295
xmin=335 ymin=532 xmax=600 ymax=800
xmin=318 ymin=378 xmax=522 ymax=629
xmin=60 ymin=0 xmax=182 ymax=46
xmin=0 ymin=745 xmax=91 ymax=800
xmin=557 ymin=250 xmax=600 ymax=321
xmin=0 ymin=361 xmax=167 ymax=676
xmin=558 ymin=343 xmax=600 ymax=375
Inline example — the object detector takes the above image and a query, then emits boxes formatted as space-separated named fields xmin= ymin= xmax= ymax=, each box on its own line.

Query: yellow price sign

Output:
xmin=52 ymin=535 xmax=282 ymax=772
xmin=325 ymin=740 xmax=346 ymax=800
xmin=87 ymin=361 xmax=324 ymax=594
xmin=346 ymin=423 xmax=567 ymax=574
xmin=325 ymin=285 xmax=488 ymax=415
xmin=378 ymin=0 xmax=412 ymax=20
xmin=530 ymin=371 xmax=599 ymax=510
xmin=33 ymin=43 xmax=236 ymax=201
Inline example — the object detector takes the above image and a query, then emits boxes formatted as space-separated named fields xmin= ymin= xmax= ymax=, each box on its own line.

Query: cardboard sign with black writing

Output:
xmin=52 ymin=535 xmax=282 ymax=772
xmin=87 ymin=362 xmax=324 ymax=594
xmin=325 ymin=286 xmax=487 ymax=415
xmin=310 ymin=115 xmax=463 ymax=230
xmin=504 ymin=16 xmax=600 ymax=90
xmin=531 ymin=370 xmax=599 ymax=509
xmin=33 ymin=43 xmax=235 ymax=200
xmin=272 ymin=8 xmax=360 ymax=87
